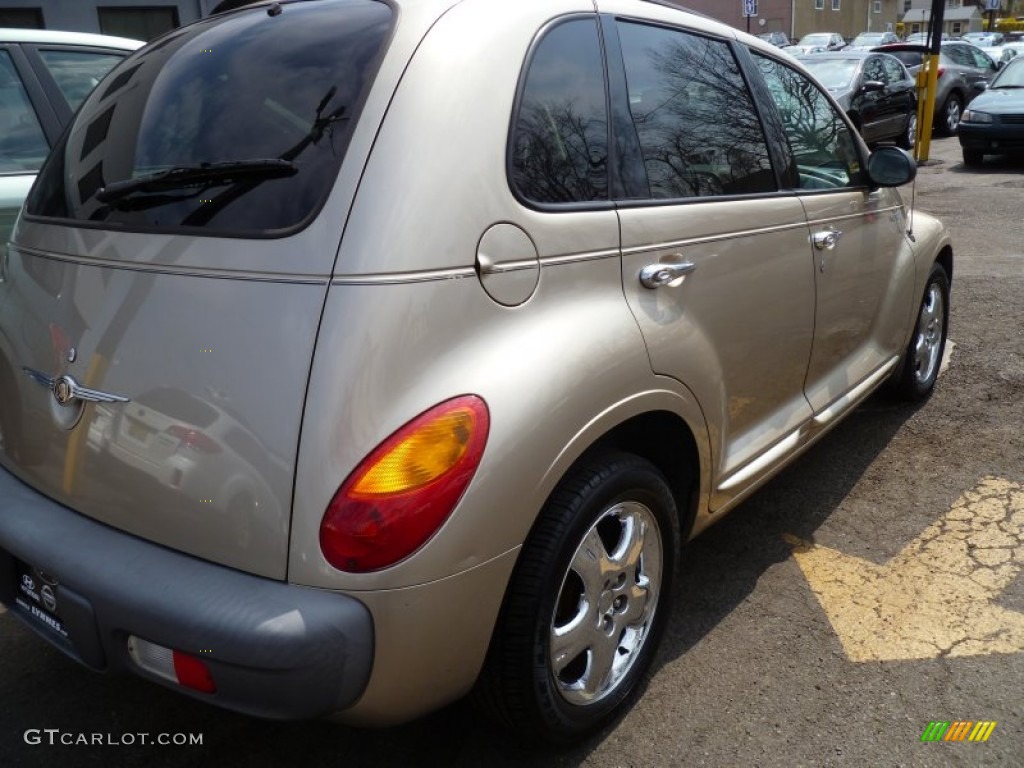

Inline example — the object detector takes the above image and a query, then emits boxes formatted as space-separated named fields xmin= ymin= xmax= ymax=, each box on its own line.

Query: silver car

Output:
xmin=0 ymin=29 xmax=142 ymax=264
xmin=874 ymin=42 xmax=1001 ymax=134
xmin=0 ymin=0 xmax=952 ymax=741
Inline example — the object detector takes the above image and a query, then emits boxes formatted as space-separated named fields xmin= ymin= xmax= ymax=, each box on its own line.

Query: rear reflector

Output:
xmin=127 ymin=635 xmax=216 ymax=693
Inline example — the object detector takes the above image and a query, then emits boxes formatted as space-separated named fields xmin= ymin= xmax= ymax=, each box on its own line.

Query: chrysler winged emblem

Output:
xmin=22 ymin=368 xmax=130 ymax=406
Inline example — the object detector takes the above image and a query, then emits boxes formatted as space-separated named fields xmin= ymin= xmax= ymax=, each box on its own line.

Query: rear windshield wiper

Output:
xmin=95 ymin=159 xmax=297 ymax=204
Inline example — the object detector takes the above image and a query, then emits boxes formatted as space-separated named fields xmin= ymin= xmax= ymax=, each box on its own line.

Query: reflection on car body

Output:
xmin=798 ymin=52 xmax=918 ymax=148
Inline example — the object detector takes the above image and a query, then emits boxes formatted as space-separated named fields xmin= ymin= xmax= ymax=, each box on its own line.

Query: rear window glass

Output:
xmin=25 ymin=0 xmax=392 ymax=236
xmin=885 ymin=50 xmax=923 ymax=69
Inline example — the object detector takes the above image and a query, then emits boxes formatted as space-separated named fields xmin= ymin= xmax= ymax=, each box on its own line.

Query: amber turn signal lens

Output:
xmin=350 ymin=408 xmax=475 ymax=496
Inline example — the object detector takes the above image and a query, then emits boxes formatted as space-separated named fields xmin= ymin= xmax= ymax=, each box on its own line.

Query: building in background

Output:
xmin=901 ymin=1 xmax=983 ymax=37
xmin=667 ymin=0 xmax=901 ymax=42
xmin=0 ymin=0 xmax=223 ymax=40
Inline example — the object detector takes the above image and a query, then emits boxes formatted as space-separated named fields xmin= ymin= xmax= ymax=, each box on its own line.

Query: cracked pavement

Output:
xmin=788 ymin=477 xmax=1024 ymax=662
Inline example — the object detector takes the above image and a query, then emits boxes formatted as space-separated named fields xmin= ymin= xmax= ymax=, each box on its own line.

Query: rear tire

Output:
xmin=937 ymin=93 xmax=963 ymax=136
xmin=888 ymin=262 xmax=950 ymax=401
xmin=475 ymin=452 xmax=680 ymax=742
xmin=962 ymin=148 xmax=984 ymax=167
xmin=897 ymin=112 xmax=917 ymax=150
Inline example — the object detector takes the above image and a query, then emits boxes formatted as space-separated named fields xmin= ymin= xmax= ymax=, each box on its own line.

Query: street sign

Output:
xmin=985 ymin=0 xmax=1000 ymax=11
xmin=743 ymin=0 xmax=757 ymax=18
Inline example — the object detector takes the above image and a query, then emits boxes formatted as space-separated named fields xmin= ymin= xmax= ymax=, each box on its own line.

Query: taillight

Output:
xmin=936 ymin=66 xmax=945 ymax=79
xmin=320 ymin=395 xmax=489 ymax=573
xmin=167 ymin=425 xmax=222 ymax=454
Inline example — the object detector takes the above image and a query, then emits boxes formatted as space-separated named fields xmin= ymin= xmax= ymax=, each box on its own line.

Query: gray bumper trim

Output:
xmin=0 ymin=465 xmax=373 ymax=720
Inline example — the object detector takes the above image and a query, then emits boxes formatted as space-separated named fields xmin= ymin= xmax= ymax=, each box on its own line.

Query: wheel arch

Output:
xmin=935 ymin=243 xmax=954 ymax=285
xmin=584 ymin=410 xmax=702 ymax=543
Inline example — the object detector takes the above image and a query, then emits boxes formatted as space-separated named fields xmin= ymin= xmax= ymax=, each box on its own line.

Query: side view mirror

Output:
xmin=866 ymin=146 xmax=917 ymax=188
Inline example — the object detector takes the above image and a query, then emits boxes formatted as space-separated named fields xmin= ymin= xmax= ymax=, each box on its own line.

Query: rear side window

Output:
xmin=510 ymin=18 xmax=609 ymax=205
xmin=863 ymin=56 xmax=888 ymax=84
xmin=881 ymin=56 xmax=907 ymax=84
xmin=0 ymin=50 xmax=49 ymax=173
xmin=26 ymin=0 xmax=392 ymax=236
xmin=617 ymin=21 xmax=775 ymax=199
xmin=37 ymin=49 xmax=126 ymax=111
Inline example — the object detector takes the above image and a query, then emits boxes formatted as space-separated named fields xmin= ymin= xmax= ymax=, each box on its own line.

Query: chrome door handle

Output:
xmin=812 ymin=228 xmax=843 ymax=251
xmin=639 ymin=260 xmax=696 ymax=289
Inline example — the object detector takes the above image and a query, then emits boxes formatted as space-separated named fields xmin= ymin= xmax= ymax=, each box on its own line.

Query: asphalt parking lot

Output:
xmin=1 ymin=135 xmax=1022 ymax=767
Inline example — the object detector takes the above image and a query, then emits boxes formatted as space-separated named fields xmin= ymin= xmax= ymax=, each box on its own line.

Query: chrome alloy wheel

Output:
xmin=913 ymin=280 xmax=945 ymax=387
xmin=945 ymin=98 xmax=962 ymax=134
xmin=549 ymin=501 xmax=663 ymax=705
xmin=906 ymin=112 xmax=917 ymax=148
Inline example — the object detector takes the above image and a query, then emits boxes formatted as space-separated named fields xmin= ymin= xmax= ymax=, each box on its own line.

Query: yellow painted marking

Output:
xmin=786 ymin=477 xmax=1024 ymax=662
xmin=980 ymin=721 xmax=997 ymax=742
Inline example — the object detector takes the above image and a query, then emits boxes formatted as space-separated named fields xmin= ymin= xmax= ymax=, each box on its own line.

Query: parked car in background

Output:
xmin=958 ymin=56 xmax=1024 ymax=166
xmin=904 ymin=32 xmax=955 ymax=45
xmin=757 ymin=31 xmax=790 ymax=48
xmin=798 ymin=52 xmax=918 ymax=148
xmin=962 ymin=31 xmax=1003 ymax=47
xmin=788 ymin=32 xmax=846 ymax=54
xmin=847 ymin=31 xmax=899 ymax=51
xmin=982 ymin=41 xmax=1024 ymax=66
xmin=874 ymin=42 xmax=1000 ymax=134
xmin=0 ymin=30 xmax=142 ymax=262
xmin=0 ymin=0 xmax=951 ymax=742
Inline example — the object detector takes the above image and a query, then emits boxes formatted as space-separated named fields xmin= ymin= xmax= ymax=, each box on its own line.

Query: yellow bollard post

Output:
xmin=916 ymin=53 xmax=941 ymax=163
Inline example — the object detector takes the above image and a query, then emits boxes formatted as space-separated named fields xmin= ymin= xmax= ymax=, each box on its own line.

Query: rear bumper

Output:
xmin=0 ymin=464 xmax=374 ymax=720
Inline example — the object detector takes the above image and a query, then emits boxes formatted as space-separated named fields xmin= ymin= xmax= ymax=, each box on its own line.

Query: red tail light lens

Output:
xmin=320 ymin=395 xmax=489 ymax=573
xmin=167 ymin=425 xmax=222 ymax=454
xmin=172 ymin=650 xmax=217 ymax=693
xmin=936 ymin=67 xmax=945 ymax=79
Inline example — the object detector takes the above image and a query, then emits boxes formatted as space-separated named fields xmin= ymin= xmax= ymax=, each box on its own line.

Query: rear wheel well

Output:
xmin=588 ymin=411 xmax=700 ymax=542
xmin=935 ymin=245 xmax=954 ymax=285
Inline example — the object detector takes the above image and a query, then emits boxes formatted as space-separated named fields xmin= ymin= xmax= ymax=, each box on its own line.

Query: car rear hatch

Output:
xmin=0 ymin=0 xmax=394 ymax=579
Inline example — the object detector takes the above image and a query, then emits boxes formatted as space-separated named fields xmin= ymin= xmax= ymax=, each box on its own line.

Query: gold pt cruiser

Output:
xmin=0 ymin=0 xmax=952 ymax=741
